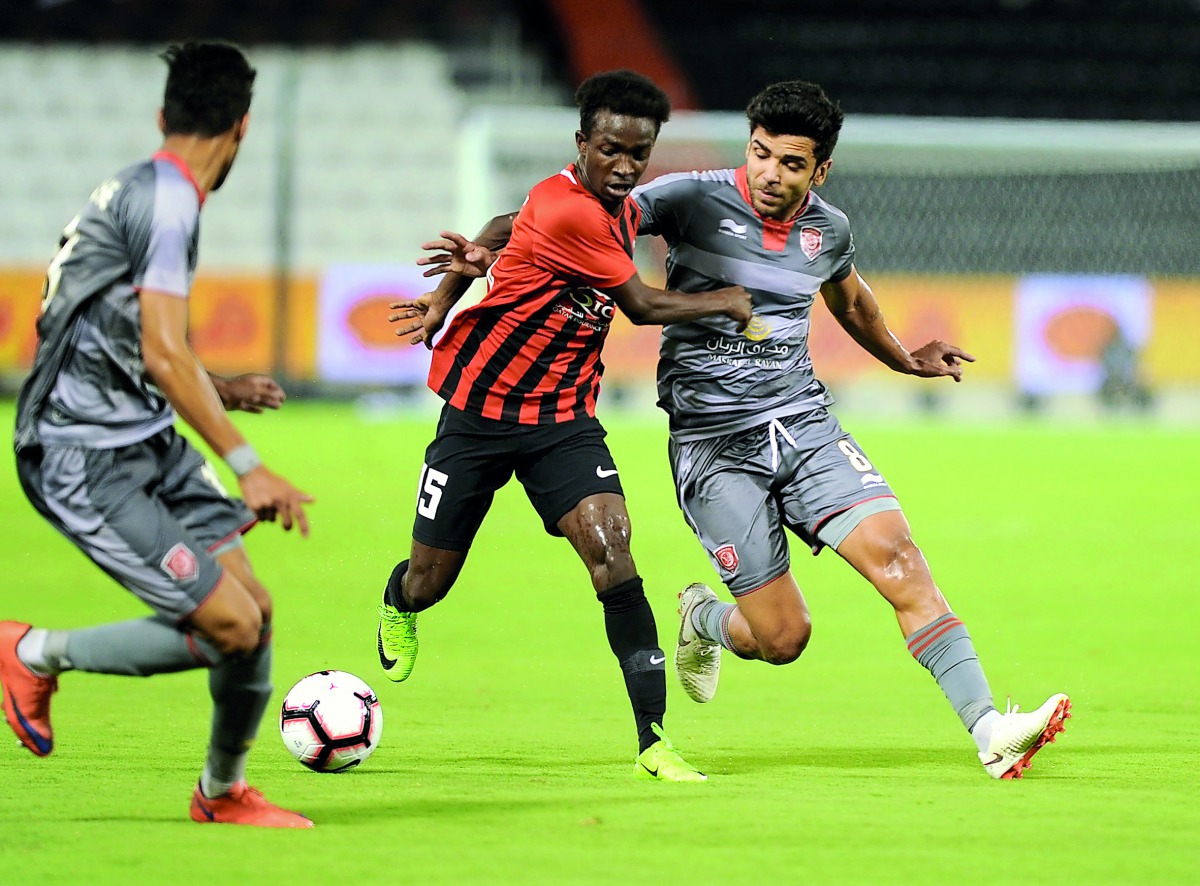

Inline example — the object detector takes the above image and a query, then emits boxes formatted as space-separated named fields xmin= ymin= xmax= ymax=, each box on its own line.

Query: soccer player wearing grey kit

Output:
xmin=635 ymin=81 xmax=1070 ymax=779
xmin=0 ymin=43 xmax=313 ymax=826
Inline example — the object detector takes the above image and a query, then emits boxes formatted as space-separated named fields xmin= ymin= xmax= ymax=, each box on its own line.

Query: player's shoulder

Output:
xmin=527 ymin=167 xmax=609 ymax=232
xmin=807 ymin=189 xmax=850 ymax=227
xmin=634 ymin=168 xmax=737 ymax=202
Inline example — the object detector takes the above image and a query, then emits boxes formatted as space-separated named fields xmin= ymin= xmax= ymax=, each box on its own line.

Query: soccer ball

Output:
xmin=279 ymin=670 xmax=383 ymax=772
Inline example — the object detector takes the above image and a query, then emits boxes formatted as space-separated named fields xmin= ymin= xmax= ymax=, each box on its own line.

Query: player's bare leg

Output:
xmin=560 ymin=493 xmax=704 ymax=781
xmin=674 ymin=572 xmax=810 ymax=703
xmin=377 ymin=541 xmax=467 ymax=682
xmin=837 ymin=509 xmax=1069 ymax=777
xmin=718 ymin=571 xmax=812 ymax=664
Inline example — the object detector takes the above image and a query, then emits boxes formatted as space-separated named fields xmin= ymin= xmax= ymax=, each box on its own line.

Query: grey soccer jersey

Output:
xmin=15 ymin=152 xmax=201 ymax=452
xmin=634 ymin=167 xmax=855 ymax=442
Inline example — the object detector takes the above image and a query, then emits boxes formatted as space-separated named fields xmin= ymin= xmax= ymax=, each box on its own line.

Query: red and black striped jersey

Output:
xmin=428 ymin=165 xmax=639 ymax=424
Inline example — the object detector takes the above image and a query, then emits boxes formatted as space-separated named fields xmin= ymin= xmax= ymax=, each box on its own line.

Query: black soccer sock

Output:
xmin=597 ymin=576 xmax=667 ymax=754
xmin=384 ymin=560 xmax=412 ymax=611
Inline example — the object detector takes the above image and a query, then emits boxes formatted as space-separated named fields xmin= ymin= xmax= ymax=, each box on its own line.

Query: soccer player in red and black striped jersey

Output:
xmin=375 ymin=71 xmax=751 ymax=781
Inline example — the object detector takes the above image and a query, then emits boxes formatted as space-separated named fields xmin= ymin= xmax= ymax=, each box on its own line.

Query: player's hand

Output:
xmin=389 ymin=291 xmax=452 ymax=350
xmin=237 ymin=466 xmax=314 ymax=537
xmin=908 ymin=340 xmax=976 ymax=382
xmin=722 ymin=285 xmax=754 ymax=332
xmin=417 ymin=231 xmax=497 ymax=279
xmin=215 ymin=374 xmax=286 ymax=413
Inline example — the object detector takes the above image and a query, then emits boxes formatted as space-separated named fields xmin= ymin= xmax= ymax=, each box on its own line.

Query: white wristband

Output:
xmin=224 ymin=443 xmax=262 ymax=477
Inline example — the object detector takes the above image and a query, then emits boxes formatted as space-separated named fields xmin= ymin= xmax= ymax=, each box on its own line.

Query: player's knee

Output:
xmin=761 ymin=617 xmax=812 ymax=665
xmin=876 ymin=535 xmax=931 ymax=588
xmin=208 ymin=609 xmax=263 ymax=657
xmin=584 ymin=548 xmax=635 ymax=594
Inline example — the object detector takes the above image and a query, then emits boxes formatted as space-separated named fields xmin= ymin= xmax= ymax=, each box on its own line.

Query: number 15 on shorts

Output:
xmin=417 ymin=464 xmax=449 ymax=519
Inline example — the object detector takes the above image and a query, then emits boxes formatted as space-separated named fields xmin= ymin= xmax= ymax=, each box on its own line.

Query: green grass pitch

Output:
xmin=1 ymin=398 xmax=1197 ymax=884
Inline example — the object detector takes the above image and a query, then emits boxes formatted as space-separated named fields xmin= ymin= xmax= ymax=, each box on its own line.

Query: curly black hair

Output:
xmin=746 ymin=81 xmax=844 ymax=165
xmin=575 ymin=70 xmax=671 ymax=136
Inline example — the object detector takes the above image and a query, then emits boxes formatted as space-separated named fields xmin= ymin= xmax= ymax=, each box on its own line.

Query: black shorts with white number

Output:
xmin=412 ymin=403 xmax=625 ymax=551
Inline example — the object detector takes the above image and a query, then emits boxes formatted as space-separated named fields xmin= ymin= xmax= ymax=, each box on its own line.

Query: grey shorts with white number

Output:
xmin=669 ymin=409 xmax=901 ymax=596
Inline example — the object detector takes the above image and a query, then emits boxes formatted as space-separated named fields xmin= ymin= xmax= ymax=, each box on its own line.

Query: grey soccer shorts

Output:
xmin=16 ymin=427 xmax=256 ymax=623
xmin=668 ymin=409 xmax=901 ymax=596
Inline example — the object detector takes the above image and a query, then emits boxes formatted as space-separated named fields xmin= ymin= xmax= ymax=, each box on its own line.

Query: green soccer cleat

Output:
xmin=376 ymin=600 xmax=418 ymax=683
xmin=675 ymin=582 xmax=722 ymax=704
xmin=635 ymin=723 xmax=707 ymax=782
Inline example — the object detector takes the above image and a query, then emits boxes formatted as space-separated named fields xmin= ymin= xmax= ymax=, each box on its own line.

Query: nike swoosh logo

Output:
xmin=640 ymin=763 xmax=658 ymax=777
xmin=596 ymin=466 xmax=619 ymax=478
xmin=981 ymin=753 xmax=1004 ymax=766
xmin=195 ymin=797 xmax=216 ymax=821
xmin=377 ymin=625 xmax=397 ymax=669
xmin=11 ymin=698 xmax=52 ymax=755
xmin=649 ymin=654 xmax=665 ymax=665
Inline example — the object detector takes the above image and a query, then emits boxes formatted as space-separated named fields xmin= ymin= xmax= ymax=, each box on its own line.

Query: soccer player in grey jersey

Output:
xmin=416 ymin=80 xmax=1071 ymax=780
xmin=0 ymin=43 xmax=313 ymax=826
xmin=635 ymin=80 xmax=1070 ymax=780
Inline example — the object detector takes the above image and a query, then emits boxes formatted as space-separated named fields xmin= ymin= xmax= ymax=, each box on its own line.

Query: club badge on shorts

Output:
xmin=161 ymin=542 xmax=199 ymax=582
xmin=713 ymin=543 xmax=739 ymax=573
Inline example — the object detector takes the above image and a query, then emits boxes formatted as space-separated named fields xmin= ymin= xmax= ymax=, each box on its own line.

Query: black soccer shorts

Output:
xmin=411 ymin=403 xmax=625 ymax=551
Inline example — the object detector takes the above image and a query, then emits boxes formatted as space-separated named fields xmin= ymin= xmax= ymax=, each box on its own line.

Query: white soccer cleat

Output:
xmin=675 ymin=583 xmax=723 ymax=704
xmin=980 ymin=693 xmax=1071 ymax=779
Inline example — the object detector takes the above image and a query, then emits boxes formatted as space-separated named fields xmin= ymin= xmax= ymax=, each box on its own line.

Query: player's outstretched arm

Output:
xmin=820 ymin=267 xmax=975 ymax=381
xmin=141 ymin=290 xmax=313 ymax=534
xmin=605 ymin=273 xmax=753 ymax=331
xmin=209 ymin=372 xmax=286 ymax=413
xmin=393 ymin=213 xmax=518 ymax=349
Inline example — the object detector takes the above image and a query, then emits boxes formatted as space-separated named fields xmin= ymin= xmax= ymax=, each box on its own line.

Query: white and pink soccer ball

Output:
xmin=279 ymin=670 xmax=383 ymax=772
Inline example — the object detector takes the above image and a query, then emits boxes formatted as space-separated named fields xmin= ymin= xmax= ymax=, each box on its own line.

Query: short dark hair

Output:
xmin=575 ymin=70 xmax=671 ymax=136
xmin=746 ymin=81 xmax=844 ymax=165
xmin=160 ymin=42 xmax=256 ymax=138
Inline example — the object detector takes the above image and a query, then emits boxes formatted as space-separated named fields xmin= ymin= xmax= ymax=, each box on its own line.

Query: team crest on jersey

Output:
xmin=161 ymin=543 xmax=199 ymax=582
xmin=799 ymin=227 xmax=823 ymax=260
xmin=713 ymin=544 xmax=739 ymax=572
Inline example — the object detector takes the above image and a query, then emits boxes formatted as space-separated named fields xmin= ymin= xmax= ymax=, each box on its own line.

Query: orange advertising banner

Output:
xmin=1 ymin=268 xmax=1196 ymax=387
xmin=0 ymin=270 xmax=43 ymax=373
xmin=0 ymin=270 xmax=318 ymax=380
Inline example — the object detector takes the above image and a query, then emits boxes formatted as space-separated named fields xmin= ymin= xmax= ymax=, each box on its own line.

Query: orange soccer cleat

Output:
xmin=0 ymin=621 xmax=58 ymax=757
xmin=189 ymin=782 xmax=314 ymax=828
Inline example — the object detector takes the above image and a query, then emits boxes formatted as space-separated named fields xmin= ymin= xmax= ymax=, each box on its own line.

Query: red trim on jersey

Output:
xmin=152 ymin=151 xmax=207 ymax=207
xmin=428 ymin=168 xmax=638 ymax=425
xmin=734 ymin=166 xmax=811 ymax=253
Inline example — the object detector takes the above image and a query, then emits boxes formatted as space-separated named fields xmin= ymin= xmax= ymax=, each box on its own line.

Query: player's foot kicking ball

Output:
xmin=675 ymin=583 xmax=722 ymax=703
xmin=635 ymin=724 xmax=707 ymax=782
xmin=376 ymin=596 xmax=418 ymax=683
xmin=189 ymin=782 xmax=313 ymax=828
xmin=980 ymin=693 xmax=1071 ymax=779
xmin=0 ymin=621 xmax=58 ymax=757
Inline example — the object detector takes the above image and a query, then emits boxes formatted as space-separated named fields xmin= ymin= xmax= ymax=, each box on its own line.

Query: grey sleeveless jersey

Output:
xmin=633 ymin=168 xmax=855 ymax=442
xmin=14 ymin=154 xmax=200 ymax=451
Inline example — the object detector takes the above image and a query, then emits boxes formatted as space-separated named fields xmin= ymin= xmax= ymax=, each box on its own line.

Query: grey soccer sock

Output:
xmin=693 ymin=599 xmax=753 ymax=659
xmin=906 ymin=613 xmax=996 ymax=731
xmin=64 ymin=616 xmax=220 ymax=676
xmin=202 ymin=626 xmax=273 ymax=798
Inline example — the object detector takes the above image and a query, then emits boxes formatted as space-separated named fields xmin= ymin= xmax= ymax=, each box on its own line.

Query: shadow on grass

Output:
xmin=702 ymin=745 xmax=964 ymax=774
